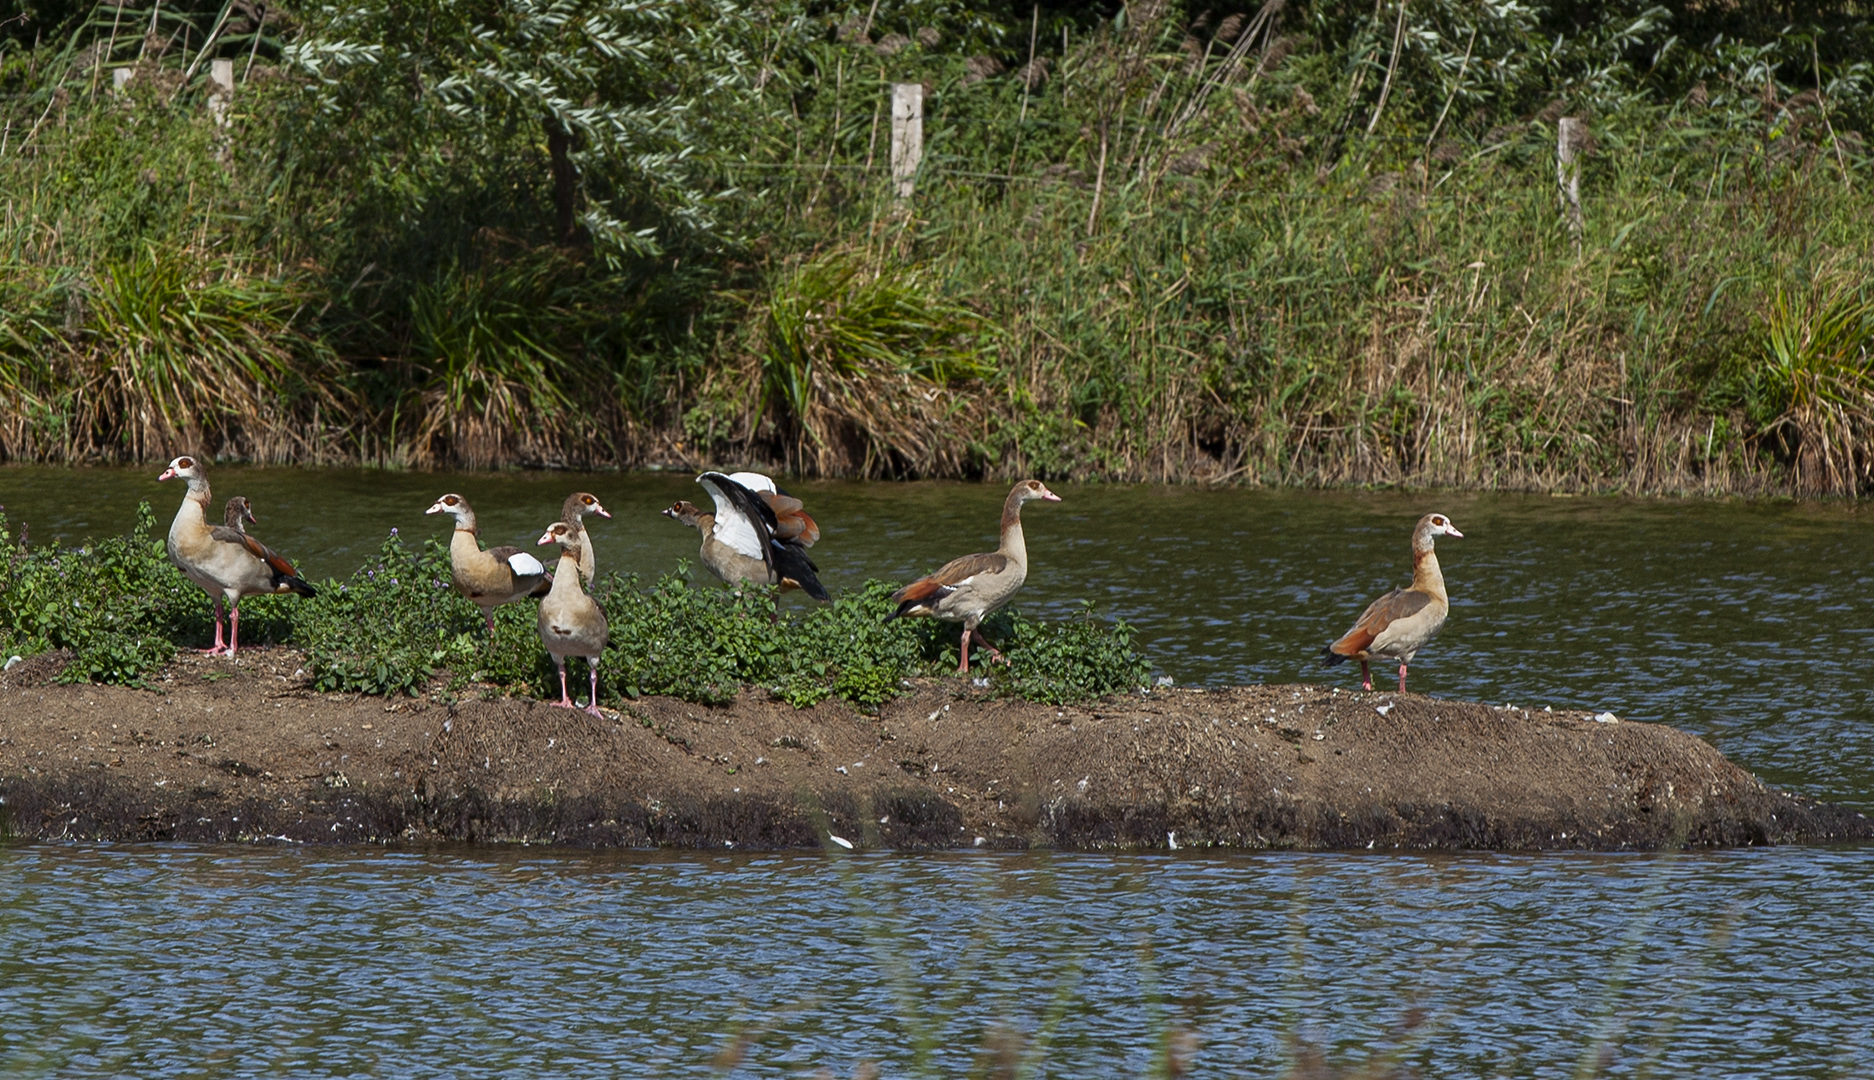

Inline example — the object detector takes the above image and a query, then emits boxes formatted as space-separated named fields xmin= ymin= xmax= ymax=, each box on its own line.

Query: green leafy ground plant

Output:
xmin=0 ymin=503 xmax=193 ymax=686
xmin=258 ymin=533 xmax=1152 ymax=708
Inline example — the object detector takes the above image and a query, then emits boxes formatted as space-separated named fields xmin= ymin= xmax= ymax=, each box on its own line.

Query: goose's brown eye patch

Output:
xmin=178 ymin=457 xmax=193 ymax=468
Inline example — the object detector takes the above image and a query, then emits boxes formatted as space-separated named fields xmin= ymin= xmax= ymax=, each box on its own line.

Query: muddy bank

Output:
xmin=0 ymin=650 xmax=1865 ymax=851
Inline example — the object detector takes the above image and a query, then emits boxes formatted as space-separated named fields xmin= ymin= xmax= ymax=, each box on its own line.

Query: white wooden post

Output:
xmin=1557 ymin=117 xmax=1584 ymax=249
xmin=208 ymin=58 xmax=235 ymax=128
xmin=890 ymin=82 xmax=923 ymax=199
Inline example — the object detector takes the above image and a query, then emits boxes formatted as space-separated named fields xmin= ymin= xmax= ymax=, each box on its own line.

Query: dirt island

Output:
xmin=1 ymin=649 xmax=1866 ymax=851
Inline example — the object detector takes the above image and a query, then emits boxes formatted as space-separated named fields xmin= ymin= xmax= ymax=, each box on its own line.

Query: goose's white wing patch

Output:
xmin=507 ymin=551 xmax=546 ymax=576
xmin=727 ymin=471 xmax=777 ymax=494
xmin=699 ymin=474 xmax=767 ymax=559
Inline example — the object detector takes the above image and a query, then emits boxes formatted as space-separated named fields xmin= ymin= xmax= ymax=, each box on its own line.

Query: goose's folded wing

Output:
xmin=487 ymin=546 xmax=547 ymax=578
xmin=890 ymin=552 xmax=1009 ymax=604
xmin=1330 ymin=588 xmax=1432 ymax=655
xmin=771 ymin=542 xmax=829 ymax=601
xmin=212 ymin=527 xmax=304 ymax=580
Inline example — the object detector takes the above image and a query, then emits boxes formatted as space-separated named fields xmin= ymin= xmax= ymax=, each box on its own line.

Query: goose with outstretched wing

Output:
xmin=662 ymin=471 xmax=828 ymax=600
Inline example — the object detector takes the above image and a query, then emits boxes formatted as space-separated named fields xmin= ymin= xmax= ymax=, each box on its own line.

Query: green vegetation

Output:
xmin=0 ymin=503 xmax=190 ymax=685
xmin=3 ymin=1 xmax=1873 ymax=492
xmin=0 ymin=506 xmax=1152 ymax=703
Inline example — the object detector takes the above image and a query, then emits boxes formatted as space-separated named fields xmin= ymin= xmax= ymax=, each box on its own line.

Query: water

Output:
xmin=3 ymin=466 xmax=1870 ymax=808
xmin=5 ymin=466 xmax=1874 ymax=1076
xmin=2 ymin=844 xmax=1871 ymax=1078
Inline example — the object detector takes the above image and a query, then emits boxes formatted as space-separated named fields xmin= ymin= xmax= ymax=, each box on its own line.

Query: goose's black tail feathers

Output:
xmin=772 ymin=542 xmax=829 ymax=601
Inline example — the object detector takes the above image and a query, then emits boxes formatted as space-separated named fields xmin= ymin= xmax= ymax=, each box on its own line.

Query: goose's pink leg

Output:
xmin=483 ymin=609 xmax=498 ymax=634
xmin=970 ymin=628 xmax=1006 ymax=665
xmin=552 ymin=658 xmax=576 ymax=708
xmin=958 ymin=624 xmax=972 ymax=674
xmin=1398 ymin=663 xmax=1408 ymax=693
xmin=1359 ymin=660 xmax=1372 ymax=692
xmin=584 ymin=659 xmax=604 ymax=718
xmin=227 ymin=604 xmax=242 ymax=656
xmin=202 ymin=599 xmax=229 ymax=656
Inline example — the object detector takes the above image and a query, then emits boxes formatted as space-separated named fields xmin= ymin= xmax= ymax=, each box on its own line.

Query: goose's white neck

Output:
xmin=998 ymin=491 xmax=1031 ymax=568
xmin=547 ymin=550 xmax=584 ymax=598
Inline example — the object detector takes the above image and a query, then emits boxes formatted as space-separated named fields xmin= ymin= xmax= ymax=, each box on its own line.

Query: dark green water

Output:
xmin=3 ymin=465 xmax=1870 ymax=809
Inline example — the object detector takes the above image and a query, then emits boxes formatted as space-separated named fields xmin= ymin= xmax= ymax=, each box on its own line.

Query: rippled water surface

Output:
xmin=4 ymin=468 xmax=1873 ymax=1076
xmin=2 ymin=845 xmax=1872 ymax=1079
xmin=4 ymin=466 xmax=1870 ymax=807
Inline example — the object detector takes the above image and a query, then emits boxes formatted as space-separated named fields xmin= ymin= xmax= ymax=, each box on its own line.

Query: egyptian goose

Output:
xmin=885 ymin=479 xmax=1062 ymax=673
xmin=660 ymin=472 xmax=828 ymax=599
xmin=1322 ymin=512 xmax=1464 ymax=692
xmin=157 ymin=457 xmax=317 ymax=656
xmin=536 ymin=520 xmax=609 ymax=717
xmin=425 ymin=493 xmax=551 ymax=632
xmin=560 ymin=492 xmax=611 ymax=585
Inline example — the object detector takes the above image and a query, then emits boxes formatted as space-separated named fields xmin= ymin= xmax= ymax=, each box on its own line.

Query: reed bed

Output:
xmin=3 ymin=0 xmax=1871 ymax=494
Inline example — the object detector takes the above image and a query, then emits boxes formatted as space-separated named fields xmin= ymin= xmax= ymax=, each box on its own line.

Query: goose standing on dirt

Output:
xmin=1321 ymin=512 xmax=1463 ymax=693
xmin=537 ymin=520 xmax=609 ymax=717
xmin=560 ymin=492 xmax=612 ymax=585
xmin=661 ymin=472 xmax=828 ymax=599
xmin=885 ymin=479 xmax=1063 ymax=674
xmin=158 ymin=457 xmax=318 ymax=656
xmin=426 ymin=493 xmax=550 ymax=632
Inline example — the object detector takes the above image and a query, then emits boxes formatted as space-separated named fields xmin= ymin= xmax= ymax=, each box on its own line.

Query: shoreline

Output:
xmin=1 ymin=649 xmax=1866 ymax=851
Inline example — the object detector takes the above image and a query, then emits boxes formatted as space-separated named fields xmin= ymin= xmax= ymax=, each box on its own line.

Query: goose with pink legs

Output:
xmin=158 ymin=456 xmax=317 ymax=655
xmin=1321 ymin=512 xmax=1463 ymax=693
xmin=536 ymin=520 xmax=608 ymax=717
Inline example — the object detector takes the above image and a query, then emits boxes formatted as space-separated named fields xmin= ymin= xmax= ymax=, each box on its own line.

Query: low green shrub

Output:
xmin=0 ymin=503 xmax=194 ymax=687
xmin=288 ymin=530 xmax=506 ymax=696
xmin=3 ymin=517 xmax=1153 ymax=706
xmin=285 ymin=547 xmax=1154 ymax=707
xmin=984 ymin=602 xmax=1155 ymax=706
xmin=594 ymin=573 xmax=946 ymax=710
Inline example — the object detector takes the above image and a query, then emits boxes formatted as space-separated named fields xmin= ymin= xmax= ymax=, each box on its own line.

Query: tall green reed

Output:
xmin=3 ymin=1 xmax=1872 ymax=493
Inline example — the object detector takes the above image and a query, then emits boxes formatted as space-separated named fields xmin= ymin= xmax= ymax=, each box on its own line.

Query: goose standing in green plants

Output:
xmin=158 ymin=457 xmax=317 ymax=656
xmin=426 ymin=493 xmax=551 ymax=632
xmin=1322 ymin=512 xmax=1463 ymax=693
xmin=886 ymin=479 xmax=1062 ymax=673
xmin=536 ymin=520 xmax=608 ymax=717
